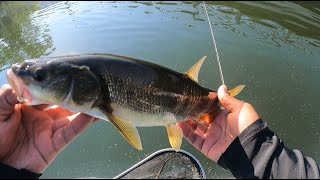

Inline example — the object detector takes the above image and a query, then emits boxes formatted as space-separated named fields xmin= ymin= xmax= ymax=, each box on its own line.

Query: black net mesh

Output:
xmin=114 ymin=149 xmax=206 ymax=179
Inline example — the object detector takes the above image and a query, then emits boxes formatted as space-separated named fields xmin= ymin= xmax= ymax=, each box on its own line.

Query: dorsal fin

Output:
xmin=185 ymin=56 xmax=207 ymax=82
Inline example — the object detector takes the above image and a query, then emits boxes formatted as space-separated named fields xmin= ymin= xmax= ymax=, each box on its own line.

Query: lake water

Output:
xmin=0 ymin=1 xmax=319 ymax=178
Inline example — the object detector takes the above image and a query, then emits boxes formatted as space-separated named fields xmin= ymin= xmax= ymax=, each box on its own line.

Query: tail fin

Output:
xmin=228 ymin=85 xmax=245 ymax=97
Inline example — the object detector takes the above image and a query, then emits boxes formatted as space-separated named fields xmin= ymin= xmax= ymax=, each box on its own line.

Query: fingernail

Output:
xmin=218 ymin=85 xmax=227 ymax=95
xmin=222 ymin=85 xmax=227 ymax=92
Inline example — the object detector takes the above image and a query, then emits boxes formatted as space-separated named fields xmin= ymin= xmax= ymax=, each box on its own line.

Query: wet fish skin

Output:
xmin=10 ymin=54 xmax=218 ymax=119
xmin=7 ymin=54 xmax=243 ymax=151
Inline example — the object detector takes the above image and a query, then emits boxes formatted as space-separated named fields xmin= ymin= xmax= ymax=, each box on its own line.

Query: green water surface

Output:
xmin=0 ymin=1 xmax=319 ymax=178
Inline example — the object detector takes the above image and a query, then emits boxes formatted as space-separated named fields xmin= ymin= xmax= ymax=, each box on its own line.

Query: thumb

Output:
xmin=0 ymin=84 xmax=19 ymax=112
xmin=218 ymin=85 xmax=242 ymax=112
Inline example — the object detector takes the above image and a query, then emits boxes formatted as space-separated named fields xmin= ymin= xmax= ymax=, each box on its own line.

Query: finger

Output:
xmin=179 ymin=122 xmax=205 ymax=150
xmin=177 ymin=120 xmax=197 ymax=136
xmin=201 ymin=123 xmax=222 ymax=155
xmin=208 ymin=91 xmax=218 ymax=99
xmin=192 ymin=136 xmax=204 ymax=151
xmin=61 ymin=113 xmax=94 ymax=142
xmin=217 ymin=85 xmax=242 ymax=112
xmin=194 ymin=125 xmax=207 ymax=139
xmin=52 ymin=118 xmax=69 ymax=132
xmin=185 ymin=119 xmax=198 ymax=130
xmin=177 ymin=122 xmax=191 ymax=137
xmin=52 ymin=113 xmax=94 ymax=151
xmin=177 ymin=122 xmax=196 ymax=141
xmin=33 ymin=104 xmax=50 ymax=111
xmin=0 ymin=84 xmax=19 ymax=118
xmin=44 ymin=105 xmax=74 ymax=120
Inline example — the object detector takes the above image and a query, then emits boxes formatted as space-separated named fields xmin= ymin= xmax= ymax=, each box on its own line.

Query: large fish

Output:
xmin=6 ymin=54 xmax=244 ymax=151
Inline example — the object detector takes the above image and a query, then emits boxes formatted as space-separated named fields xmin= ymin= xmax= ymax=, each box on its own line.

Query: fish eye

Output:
xmin=33 ymin=68 xmax=47 ymax=82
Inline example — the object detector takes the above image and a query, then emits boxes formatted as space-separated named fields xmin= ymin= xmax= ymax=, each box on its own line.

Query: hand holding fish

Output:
xmin=177 ymin=85 xmax=259 ymax=162
xmin=0 ymin=84 xmax=94 ymax=174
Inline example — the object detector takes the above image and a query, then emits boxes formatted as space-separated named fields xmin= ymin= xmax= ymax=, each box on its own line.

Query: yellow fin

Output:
xmin=107 ymin=114 xmax=142 ymax=150
xmin=228 ymin=85 xmax=245 ymax=97
xmin=185 ymin=56 xmax=207 ymax=82
xmin=166 ymin=124 xmax=183 ymax=152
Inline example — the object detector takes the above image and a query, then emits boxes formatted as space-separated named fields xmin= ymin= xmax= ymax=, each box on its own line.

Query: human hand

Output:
xmin=0 ymin=84 xmax=94 ymax=174
xmin=177 ymin=85 xmax=259 ymax=162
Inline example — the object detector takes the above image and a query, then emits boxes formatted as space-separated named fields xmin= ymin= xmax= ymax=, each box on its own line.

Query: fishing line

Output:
xmin=203 ymin=1 xmax=225 ymax=85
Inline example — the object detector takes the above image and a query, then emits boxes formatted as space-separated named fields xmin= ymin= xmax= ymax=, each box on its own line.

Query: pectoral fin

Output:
xmin=228 ymin=85 xmax=245 ymax=97
xmin=166 ymin=124 xmax=183 ymax=152
xmin=185 ymin=56 xmax=207 ymax=82
xmin=194 ymin=114 xmax=212 ymax=126
xmin=107 ymin=114 xmax=142 ymax=150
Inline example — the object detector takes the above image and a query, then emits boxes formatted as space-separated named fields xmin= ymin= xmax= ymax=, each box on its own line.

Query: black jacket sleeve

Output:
xmin=0 ymin=162 xmax=42 ymax=179
xmin=217 ymin=118 xmax=320 ymax=179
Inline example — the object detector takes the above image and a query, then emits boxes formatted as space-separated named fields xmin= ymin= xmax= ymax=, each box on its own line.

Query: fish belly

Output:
xmin=110 ymin=103 xmax=181 ymax=127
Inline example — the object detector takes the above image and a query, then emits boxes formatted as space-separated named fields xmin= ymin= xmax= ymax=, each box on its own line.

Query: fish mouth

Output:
xmin=6 ymin=67 xmax=32 ymax=103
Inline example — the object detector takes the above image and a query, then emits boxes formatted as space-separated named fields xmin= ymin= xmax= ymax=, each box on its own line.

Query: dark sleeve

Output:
xmin=0 ymin=162 xmax=42 ymax=179
xmin=217 ymin=118 xmax=320 ymax=179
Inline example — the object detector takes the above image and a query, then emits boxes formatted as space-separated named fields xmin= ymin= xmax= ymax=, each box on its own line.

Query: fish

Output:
xmin=6 ymin=53 xmax=244 ymax=151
